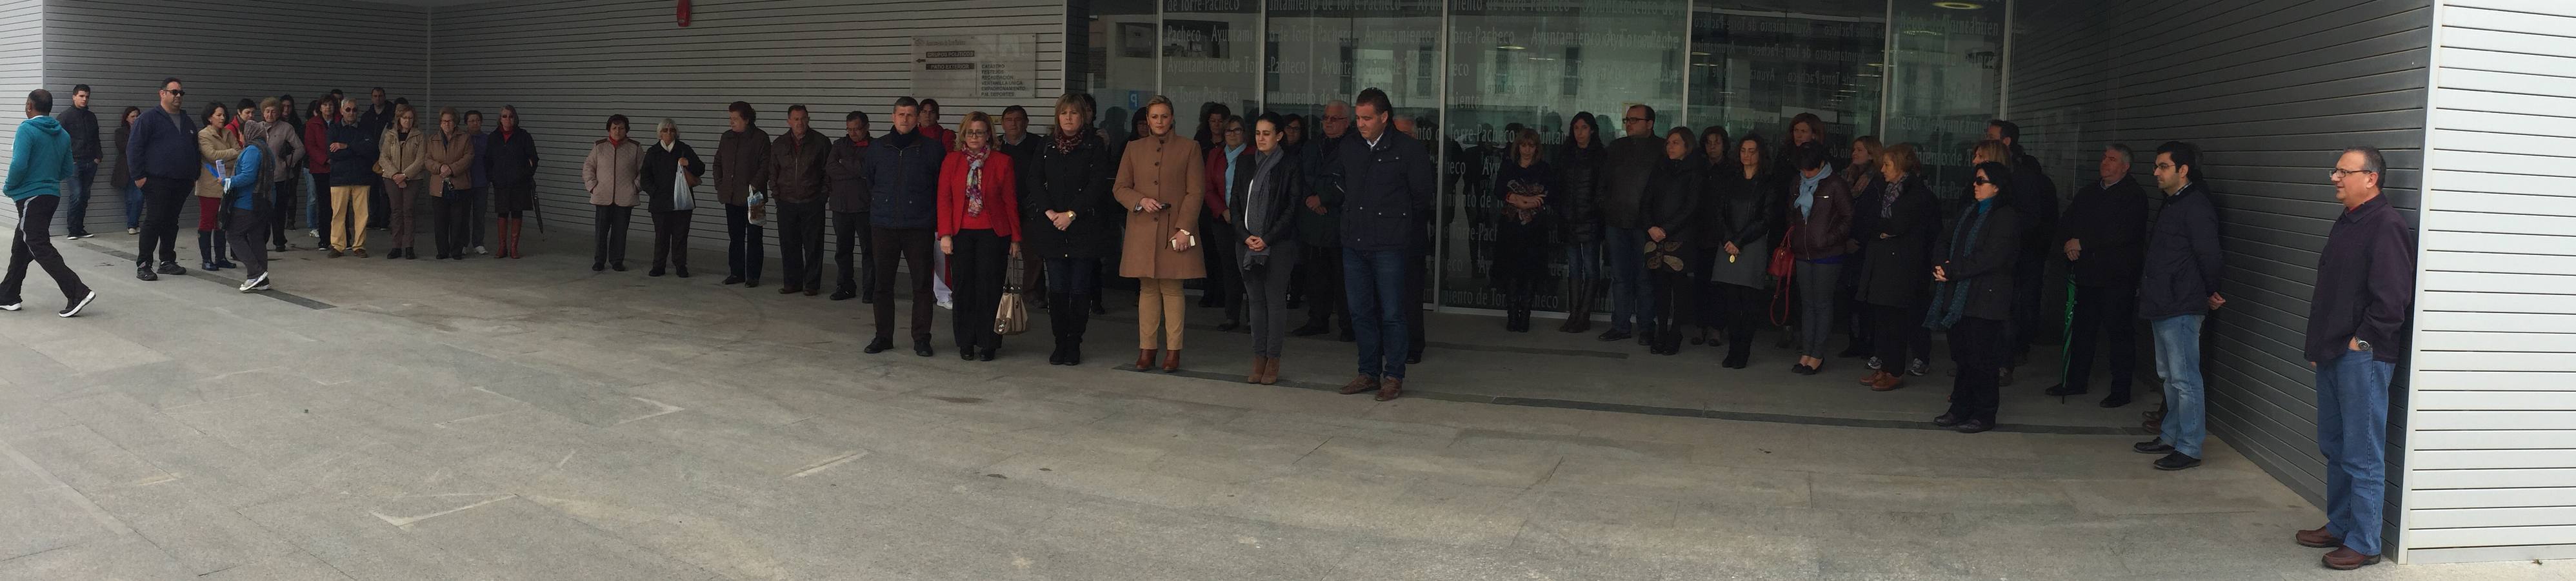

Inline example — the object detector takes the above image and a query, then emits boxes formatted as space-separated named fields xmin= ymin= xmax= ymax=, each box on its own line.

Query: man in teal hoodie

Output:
xmin=2 ymin=89 xmax=98 ymax=317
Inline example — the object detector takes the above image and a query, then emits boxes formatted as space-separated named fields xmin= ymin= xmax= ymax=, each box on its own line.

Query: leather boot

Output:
xmin=1562 ymin=281 xmax=1595 ymax=334
xmin=1246 ymin=356 xmax=1264 ymax=383
xmin=510 ymin=218 xmax=527 ymax=258
xmin=1261 ymin=356 xmax=1280 ymax=385
xmin=1134 ymin=349 xmax=1155 ymax=371
xmin=1162 ymin=349 xmax=1181 ymax=372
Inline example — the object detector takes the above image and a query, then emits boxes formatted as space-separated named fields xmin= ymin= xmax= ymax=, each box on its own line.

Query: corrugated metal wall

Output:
xmin=41 ymin=0 xmax=428 ymax=237
xmin=0 ymin=0 xmax=41 ymax=223
xmin=2007 ymin=0 xmax=2433 ymax=550
xmin=427 ymin=0 xmax=1068 ymax=251
xmin=2402 ymin=0 xmax=2576 ymax=564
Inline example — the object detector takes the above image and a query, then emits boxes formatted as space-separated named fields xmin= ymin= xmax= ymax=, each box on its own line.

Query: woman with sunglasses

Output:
xmin=1926 ymin=161 xmax=2028 ymax=434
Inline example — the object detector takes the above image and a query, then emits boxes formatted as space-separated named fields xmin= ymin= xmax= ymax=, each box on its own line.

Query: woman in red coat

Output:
xmin=939 ymin=111 xmax=1022 ymax=362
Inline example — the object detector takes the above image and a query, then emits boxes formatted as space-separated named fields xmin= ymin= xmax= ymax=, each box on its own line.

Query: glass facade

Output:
xmin=1081 ymin=0 xmax=2008 ymax=313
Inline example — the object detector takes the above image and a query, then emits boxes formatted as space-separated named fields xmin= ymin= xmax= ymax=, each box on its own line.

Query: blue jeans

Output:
xmin=1344 ymin=248 xmax=1410 ymax=380
xmin=121 ymin=183 xmax=145 ymax=230
xmin=2150 ymin=314 xmax=2207 ymax=458
xmin=2317 ymin=349 xmax=2393 ymax=556
xmin=63 ymin=162 xmax=95 ymax=235
xmin=1606 ymin=228 xmax=1652 ymax=332
xmin=1563 ymin=240 xmax=1599 ymax=281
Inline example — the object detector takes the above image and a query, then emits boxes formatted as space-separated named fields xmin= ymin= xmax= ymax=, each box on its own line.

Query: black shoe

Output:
xmin=1637 ymin=332 xmax=1651 ymax=347
xmin=1722 ymin=353 xmax=1748 ymax=369
xmin=2043 ymin=383 xmax=2088 ymax=397
xmin=404 ymin=248 xmax=419 ymax=260
xmin=1836 ymin=344 xmax=1866 ymax=358
xmin=436 ymin=252 xmax=452 ymax=260
xmin=2133 ymin=440 xmax=2175 ymax=454
xmin=1953 ymin=420 xmax=1995 ymax=434
xmin=57 ymin=290 xmax=96 ymax=318
xmin=913 ymin=341 xmax=934 ymax=357
xmin=1090 ymin=301 xmax=1106 ymax=315
xmin=1065 ymin=345 xmax=1083 ymax=365
xmin=1406 ymin=352 xmax=1422 ymax=365
xmin=1216 ymin=320 xmax=1241 ymax=332
xmin=1292 ymin=322 xmax=1330 ymax=336
xmin=649 ymin=268 xmax=666 ymax=277
xmin=977 ymin=349 xmax=995 ymax=362
xmin=864 ymin=339 xmax=894 ymax=354
xmin=675 ymin=267 xmax=691 ymax=278
xmin=592 ymin=262 xmax=605 ymax=272
xmin=157 ymin=262 xmax=186 ymax=276
xmin=1595 ymin=329 xmax=1633 ymax=342
xmin=2099 ymin=392 xmax=2133 ymax=409
xmin=1337 ymin=331 xmax=1353 ymax=342
xmin=830 ymin=289 xmax=857 ymax=301
xmin=1998 ymin=367 xmax=2016 ymax=387
xmin=722 ymin=276 xmax=744 ymax=285
xmin=1932 ymin=413 xmax=1964 ymax=427
xmin=960 ymin=349 xmax=975 ymax=361
xmin=779 ymin=285 xmax=802 ymax=295
xmin=2153 ymin=452 xmax=2202 ymax=471
xmin=136 ymin=265 xmax=158 ymax=281
xmin=745 ymin=280 xmax=761 ymax=289
xmin=611 ymin=261 xmax=626 ymax=272
xmin=1048 ymin=345 xmax=1067 ymax=365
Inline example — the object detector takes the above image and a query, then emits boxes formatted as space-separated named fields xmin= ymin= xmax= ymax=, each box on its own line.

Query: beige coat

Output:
xmin=1112 ymin=132 xmax=1206 ymax=280
xmin=424 ymin=130 xmax=476 ymax=195
xmin=192 ymin=125 xmax=238 ymax=198
xmin=583 ymin=138 xmax=646 ymax=207
xmin=374 ymin=128 xmax=427 ymax=187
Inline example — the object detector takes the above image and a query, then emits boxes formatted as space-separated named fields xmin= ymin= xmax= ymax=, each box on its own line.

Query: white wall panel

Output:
xmin=0 ymin=0 xmax=39 ymax=223
xmin=429 ymin=0 xmax=1067 ymax=255
xmin=2405 ymin=0 xmax=2576 ymax=562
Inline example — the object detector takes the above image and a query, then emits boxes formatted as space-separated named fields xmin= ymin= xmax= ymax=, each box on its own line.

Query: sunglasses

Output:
xmin=164 ymin=88 xmax=185 ymax=97
xmin=1972 ymin=178 xmax=1996 ymax=185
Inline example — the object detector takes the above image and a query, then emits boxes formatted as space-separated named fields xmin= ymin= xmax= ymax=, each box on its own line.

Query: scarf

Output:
xmin=1795 ymin=163 xmax=1833 ymax=218
xmin=1880 ymin=175 xmax=1906 ymax=218
xmin=1924 ymin=198 xmax=1999 ymax=331
xmin=962 ymin=147 xmax=990 ymax=217
xmin=1053 ymin=130 xmax=1083 ymax=154
xmin=1241 ymin=148 xmax=1286 ymax=267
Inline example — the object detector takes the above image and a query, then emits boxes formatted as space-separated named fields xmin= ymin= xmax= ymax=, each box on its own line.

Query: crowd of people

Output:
xmin=3 ymin=80 xmax=2419 ymax=569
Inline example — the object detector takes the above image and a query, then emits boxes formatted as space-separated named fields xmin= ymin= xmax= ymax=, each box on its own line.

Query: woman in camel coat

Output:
xmin=1113 ymin=96 xmax=1206 ymax=372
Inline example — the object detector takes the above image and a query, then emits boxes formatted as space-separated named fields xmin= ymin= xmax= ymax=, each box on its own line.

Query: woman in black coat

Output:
xmin=1551 ymin=112 xmax=1608 ymax=334
xmin=1639 ymin=127 xmax=1703 ymax=356
xmin=1232 ymin=112 xmax=1305 ymax=384
xmin=1491 ymin=128 xmax=1555 ymax=333
xmin=1021 ymin=94 xmax=1120 ymax=366
xmin=1926 ymin=161 xmax=2026 ymax=434
xmin=1689 ymin=125 xmax=1733 ymax=345
xmin=641 ymin=119 xmax=705 ymax=278
xmin=1707 ymin=134 xmax=1780 ymax=368
xmin=1855 ymin=144 xmax=1939 ymax=391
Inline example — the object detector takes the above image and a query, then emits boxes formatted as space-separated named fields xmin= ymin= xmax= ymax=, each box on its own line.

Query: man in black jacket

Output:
xmin=1988 ymin=120 xmax=2059 ymax=381
xmin=1292 ymin=100 xmax=1352 ymax=340
xmin=825 ymin=110 xmax=874 ymax=301
xmin=863 ymin=97 xmax=946 ymax=358
xmin=55 ymin=85 xmax=99 ymax=238
xmin=2046 ymin=144 xmax=2151 ymax=407
xmin=1326 ymin=88 xmax=1434 ymax=402
xmin=2131 ymin=141 xmax=2223 ymax=472
xmin=2300 ymin=145 xmax=2413 ymax=571
xmin=1596 ymin=105 xmax=1664 ymax=343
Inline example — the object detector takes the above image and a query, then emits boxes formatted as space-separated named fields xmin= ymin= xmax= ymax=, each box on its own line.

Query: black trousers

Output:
xmin=1838 ymin=260 xmax=1871 ymax=350
xmin=3 ymin=196 xmax=90 ymax=302
xmin=271 ymin=178 xmax=298 ymax=247
xmin=137 ymin=178 xmax=190 ymax=265
xmin=870 ymin=227 xmax=937 ymax=343
xmin=1716 ymin=282 xmax=1766 ymax=360
xmin=2063 ymin=283 xmax=2139 ymax=393
xmin=1200 ymin=220 xmax=1239 ymax=313
xmin=724 ymin=203 xmax=764 ymax=281
xmin=370 ymin=175 xmax=392 ymax=229
xmin=651 ymin=209 xmax=692 ymax=270
xmin=1302 ymin=243 xmax=1345 ymax=330
xmin=2010 ymin=256 xmax=2046 ymax=361
xmin=592 ymin=205 xmax=634 ymax=265
xmin=434 ymin=190 xmax=472 ymax=257
xmin=1045 ymin=257 xmax=1100 ymax=343
xmin=1650 ymin=267 xmax=1693 ymax=340
xmin=222 ymin=206 xmax=269 ymax=280
xmin=834 ymin=210 xmax=873 ymax=295
xmin=776 ymin=201 xmax=826 ymax=290
xmin=1871 ymin=303 xmax=1933 ymax=367
xmin=1944 ymin=316 xmax=2007 ymax=425
xmin=948 ymin=229 xmax=1009 ymax=352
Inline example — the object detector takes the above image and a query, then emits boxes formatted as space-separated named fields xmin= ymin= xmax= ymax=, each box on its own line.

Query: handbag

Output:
xmin=993 ymin=267 xmax=1030 ymax=336
xmin=670 ymin=159 xmax=696 ymax=212
xmin=1768 ymin=224 xmax=1799 ymax=278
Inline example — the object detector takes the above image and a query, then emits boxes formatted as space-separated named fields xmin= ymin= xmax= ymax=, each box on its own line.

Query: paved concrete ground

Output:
xmin=0 ymin=231 xmax=2559 ymax=580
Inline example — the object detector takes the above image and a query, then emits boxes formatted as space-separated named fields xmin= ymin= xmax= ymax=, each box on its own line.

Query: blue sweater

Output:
xmin=125 ymin=106 xmax=201 ymax=181
xmin=225 ymin=144 xmax=266 ymax=210
xmin=5 ymin=116 xmax=74 ymax=201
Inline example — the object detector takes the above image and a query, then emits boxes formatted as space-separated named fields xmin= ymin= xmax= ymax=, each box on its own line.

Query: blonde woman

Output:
xmin=1112 ymin=96 xmax=1206 ymax=372
xmin=373 ymin=104 xmax=426 ymax=259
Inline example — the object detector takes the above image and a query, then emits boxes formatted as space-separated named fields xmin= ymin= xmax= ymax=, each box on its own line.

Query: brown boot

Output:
xmin=1135 ymin=349 xmax=1155 ymax=371
xmin=2295 ymin=525 xmax=2341 ymax=549
xmin=2321 ymin=547 xmax=2379 ymax=570
xmin=1162 ymin=349 xmax=1181 ymax=372
xmin=1261 ymin=357 xmax=1281 ymax=385
xmin=1246 ymin=356 xmax=1265 ymax=383
xmin=1338 ymin=374 xmax=1378 ymax=394
xmin=1374 ymin=378 xmax=1404 ymax=402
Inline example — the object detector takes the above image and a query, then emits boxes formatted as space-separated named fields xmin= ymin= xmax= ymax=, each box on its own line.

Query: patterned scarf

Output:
xmin=1923 ymin=198 xmax=1997 ymax=331
xmin=1880 ymin=176 xmax=1905 ymax=218
xmin=963 ymin=147 xmax=990 ymax=217
xmin=1054 ymin=130 xmax=1083 ymax=154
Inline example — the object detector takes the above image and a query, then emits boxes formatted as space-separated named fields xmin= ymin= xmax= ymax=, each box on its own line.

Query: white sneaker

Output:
xmin=239 ymin=273 xmax=270 ymax=293
xmin=126 ymin=227 xmax=138 ymax=235
xmin=474 ymin=245 xmax=488 ymax=254
xmin=937 ymin=299 xmax=953 ymax=310
xmin=1 ymin=300 xmax=19 ymax=311
xmin=58 ymin=291 xmax=95 ymax=318
xmin=308 ymin=229 xmax=321 ymax=239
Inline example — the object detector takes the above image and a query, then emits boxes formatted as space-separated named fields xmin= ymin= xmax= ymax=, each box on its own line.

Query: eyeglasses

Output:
xmin=163 ymin=88 xmax=185 ymax=97
xmin=2329 ymin=167 xmax=2375 ymax=179
xmin=1971 ymin=178 xmax=1995 ymax=185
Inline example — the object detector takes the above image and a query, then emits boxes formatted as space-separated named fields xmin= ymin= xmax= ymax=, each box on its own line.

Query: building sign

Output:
xmin=912 ymin=34 xmax=1040 ymax=99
